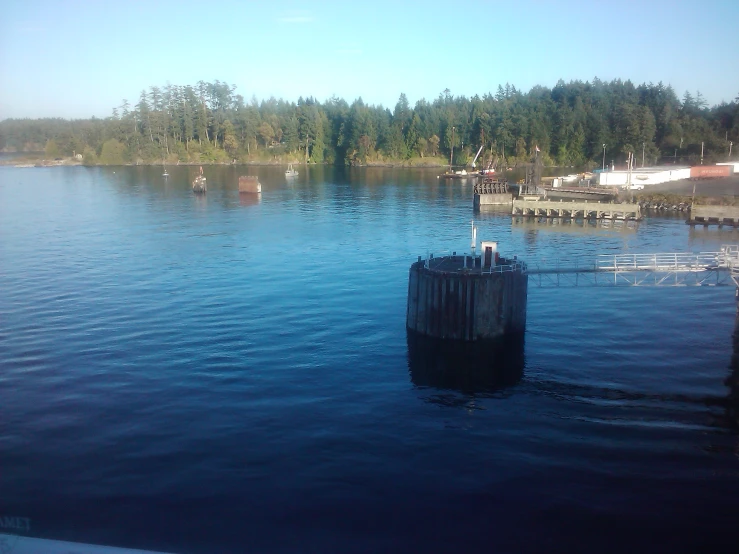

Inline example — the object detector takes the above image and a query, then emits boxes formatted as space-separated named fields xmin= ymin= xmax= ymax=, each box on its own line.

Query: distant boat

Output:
xmin=439 ymin=169 xmax=474 ymax=180
xmin=285 ymin=164 xmax=298 ymax=178
xmin=162 ymin=158 xmax=169 ymax=177
xmin=438 ymin=127 xmax=477 ymax=180
xmin=192 ymin=166 xmax=207 ymax=193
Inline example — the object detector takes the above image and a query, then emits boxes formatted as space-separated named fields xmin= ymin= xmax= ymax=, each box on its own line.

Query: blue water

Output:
xmin=1 ymin=165 xmax=739 ymax=553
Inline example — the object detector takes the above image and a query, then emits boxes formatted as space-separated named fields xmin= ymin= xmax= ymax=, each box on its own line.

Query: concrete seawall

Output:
xmin=512 ymin=199 xmax=641 ymax=220
xmin=689 ymin=205 xmax=739 ymax=226
xmin=475 ymin=193 xmax=513 ymax=206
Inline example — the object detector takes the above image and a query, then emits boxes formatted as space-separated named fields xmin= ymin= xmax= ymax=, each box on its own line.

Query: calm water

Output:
xmin=2 ymin=165 xmax=739 ymax=553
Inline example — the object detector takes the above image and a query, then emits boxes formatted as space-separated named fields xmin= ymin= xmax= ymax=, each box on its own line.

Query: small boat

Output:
xmin=439 ymin=169 xmax=474 ymax=180
xmin=192 ymin=166 xmax=207 ymax=193
xmin=437 ymin=126 xmax=474 ymax=180
xmin=285 ymin=164 xmax=298 ymax=178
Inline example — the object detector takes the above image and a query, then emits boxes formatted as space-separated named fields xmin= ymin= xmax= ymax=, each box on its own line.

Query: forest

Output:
xmin=0 ymin=78 xmax=737 ymax=168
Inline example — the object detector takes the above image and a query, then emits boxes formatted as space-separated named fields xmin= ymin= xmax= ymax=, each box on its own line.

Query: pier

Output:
xmin=688 ymin=205 xmax=739 ymax=226
xmin=526 ymin=246 xmax=739 ymax=287
xmin=408 ymin=235 xmax=739 ymax=343
xmin=512 ymin=198 xmax=641 ymax=220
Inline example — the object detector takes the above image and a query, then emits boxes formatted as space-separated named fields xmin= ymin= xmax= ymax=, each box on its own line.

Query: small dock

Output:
xmin=512 ymin=199 xmax=641 ymax=220
xmin=688 ymin=205 xmax=739 ymax=226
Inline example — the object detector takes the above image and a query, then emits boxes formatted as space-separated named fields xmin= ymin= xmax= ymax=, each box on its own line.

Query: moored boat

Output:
xmin=192 ymin=166 xmax=207 ymax=193
xmin=285 ymin=164 xmax=298 ymax=178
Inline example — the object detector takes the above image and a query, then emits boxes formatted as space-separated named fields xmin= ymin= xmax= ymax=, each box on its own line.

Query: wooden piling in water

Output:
xmin=406 ymin=255 xmax=528 ymax=341
xmin=239 ymin=176 xmax=261 ymax=194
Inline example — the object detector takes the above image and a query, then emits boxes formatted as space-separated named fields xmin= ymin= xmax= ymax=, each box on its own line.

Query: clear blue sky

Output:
xmin=1 ymin=0 xmax=737 ymax=119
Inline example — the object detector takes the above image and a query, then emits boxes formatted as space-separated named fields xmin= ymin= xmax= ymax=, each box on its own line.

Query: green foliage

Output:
xmin=44 ymin=139 xmax=60 ymax=158
xmin=258 ymin=122 xmax=274 ymax=147
xmin=2 ymin=79 xmax=737 ymax=167
xmin=222 ymin=119 xmax=239 ymax=157
xmin=99 ymin=139 xmax=126 ymax=164
xmin=82 ymin=146 xmax=97 ymax=165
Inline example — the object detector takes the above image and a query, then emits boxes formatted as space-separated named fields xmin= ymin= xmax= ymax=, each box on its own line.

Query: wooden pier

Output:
xmin=688 ymin=205 xmax=739 ymax=226
xmin=512 ymin=198 xmax=641 ymax=220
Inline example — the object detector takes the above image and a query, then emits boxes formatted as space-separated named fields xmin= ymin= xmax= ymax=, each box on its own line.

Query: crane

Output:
xmin=471 ymin=144 xmax=484 ymax=168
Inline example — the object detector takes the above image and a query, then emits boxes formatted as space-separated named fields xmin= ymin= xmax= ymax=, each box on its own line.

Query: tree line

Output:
xmin=1 ymin=78 xmax=737 ymax=167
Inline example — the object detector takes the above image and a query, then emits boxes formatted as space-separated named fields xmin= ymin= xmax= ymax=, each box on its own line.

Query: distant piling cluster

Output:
xmin=239 ymin=176 xmax=261 ymax=194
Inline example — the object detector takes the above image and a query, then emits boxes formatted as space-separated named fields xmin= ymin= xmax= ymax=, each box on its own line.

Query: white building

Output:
xmin=597 ymin=166 xmax=691 ymax=189
xmin=717 ymin=162 xmax=739 ymax=173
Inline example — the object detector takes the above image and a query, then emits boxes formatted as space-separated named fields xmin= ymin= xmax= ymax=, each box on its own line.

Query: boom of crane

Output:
xmin=471 ymin=145 xmax=484 ymax=168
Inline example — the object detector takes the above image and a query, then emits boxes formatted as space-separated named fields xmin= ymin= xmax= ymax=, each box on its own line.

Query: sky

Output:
xmin=1 ymin=0 xmax=738 ymax=119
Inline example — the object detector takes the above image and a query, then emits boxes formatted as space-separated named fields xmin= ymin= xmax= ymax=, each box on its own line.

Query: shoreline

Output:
xmin=0 ymin=158 xmax=450 ymax=169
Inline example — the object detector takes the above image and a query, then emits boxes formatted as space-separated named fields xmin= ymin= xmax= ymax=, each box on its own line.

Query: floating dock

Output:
xmin=688 ymin=205 xmax=739 ymax=226
xmin=512 ymin=199 xmax=641 ymax=220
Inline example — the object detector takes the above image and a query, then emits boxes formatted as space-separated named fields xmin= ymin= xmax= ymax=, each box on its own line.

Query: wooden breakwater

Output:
xmin=512 ymin=199 xmax=641 ymax=220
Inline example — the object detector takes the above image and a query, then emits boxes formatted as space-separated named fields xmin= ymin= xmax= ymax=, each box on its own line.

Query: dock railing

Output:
xmin=418 ymin=245 xmax=739 ymax=286
xmin=525 ymin=245 xmax=739 ymax=287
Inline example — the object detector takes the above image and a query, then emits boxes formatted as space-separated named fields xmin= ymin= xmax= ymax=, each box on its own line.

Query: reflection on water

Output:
xmin=239 ymin=192 xmax=261 ymax=207
xmin=407 ymin=330 xmax=524 ymax=393
xmin=3 ymin=165 xmax=739 ymax=552
xmin=511 ymin=216 xmax=639 ymax=233
xmin=689 ymin=225 xmax=739 ymax=250
xmin=473 ymin=204 xmax=513 ymax=220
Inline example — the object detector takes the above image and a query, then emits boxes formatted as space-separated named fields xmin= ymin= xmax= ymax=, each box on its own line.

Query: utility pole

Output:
xmin=730 ymin=141 xmax=733 ymax=159
xmin=602 ymin=144 xmax=606 ymax=171
xmin=642 ymin=142 xmax=645 ymax=167
xmin=701 ymin=141 xmax=704 ymax=165
xmin=449 ymin=126 xmax=455 ymax=173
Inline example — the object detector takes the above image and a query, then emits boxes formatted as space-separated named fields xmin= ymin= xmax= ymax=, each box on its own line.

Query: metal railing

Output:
xmin=595 ymin=251 xmax=728 ymax=272
xmin=525 ymin=245 xmax=739 ymax=287
xmin=421 ymin=252 xmax=527 ymax=274
xmin=417 ymin=245 xmax=739 ymax=287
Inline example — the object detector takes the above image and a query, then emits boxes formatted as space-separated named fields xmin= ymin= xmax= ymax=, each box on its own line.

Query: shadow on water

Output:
xmin=510 ymin=216 xmax=639 ymax=234
xmin=406 ymin=330 xmax=524 ymax=394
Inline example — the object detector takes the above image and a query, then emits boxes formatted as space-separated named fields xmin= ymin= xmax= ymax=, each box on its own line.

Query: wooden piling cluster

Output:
xmin=406 ymin=256 xmax=528 ymax=341
xmin=238 ymin=176 xmax=261 ymax=194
